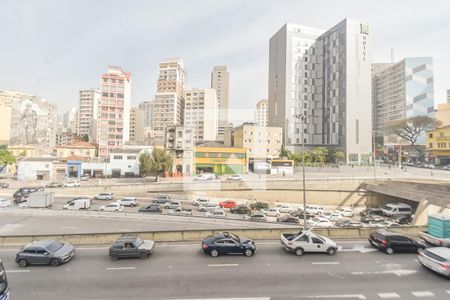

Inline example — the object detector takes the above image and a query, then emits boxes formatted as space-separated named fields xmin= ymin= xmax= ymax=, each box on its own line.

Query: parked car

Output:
xmin=80 ymin=174 xmax=90 ymax=181
xmin=201 ymin=232 xmax=255 ymax=257
xmin=335 ymin=220 xmax=363 ymax=228
xmin=198 ymin=203 xmax=219 ymax=212
xmin=390 ymin=215 xmax=412 ymax=225
xmin=443 ymin=165 xmax=450 ymax=171
xmin=359 ymin=207 xmax=384 ymax=217
xmin=0 ymin=198 xmax=11 ymax=207
xmin=163 ymin=201 xmax=182 ymax=209
xmin=193 ymin=173 xmax=216 ymax=181
xmin=138 ymin=204 xmax=162 ymax=213
xmin=16 ymin=240 xmax=75 ymax=267
xmin=109 ymin=235 xmax=154 ymax=260
xmin=63 ymin=181 xmax=80 ymax=187
xmin=307 ymin=217 xmax=334 ymax=228
xmin=250 ymin=211 xmax=267 ymax=222
xmin=424 ymin=163 xmax=436 ymax=169
xmin=418 ymin=247 xmax=450 ymax=278
xmin=381 ymin=203 xmax=413 ymax=217
xmin=265 ymin=208 xmax=281 ymax=217
xmin=334 ymin=207 xmax=354 ymax=217
xmin=280 ymin=230 xmax=338 ymax=256
xmin=227 ymin=174 xmax=242 ymax=181
xmin=117 ymin=197 xmax=139 ymax=207
xmin=230 ymin=204 xmax=251 ymax=214
xmin=63 ymin=198 xmax=91 ymax=210
xmin=276 ymin=215 xmax=299 ymax=223
xmin=277 ymin=204 xmax=294 ymax=213
xmin=0 ymin=182 xmax=9 ymax=188
xmin=167 ymin=208 xmax=192 ymax=216
xmin=305 ymin=204 xmax=324 ymax=215
xmin=99 ymin=203 xmax=123 ymax=212
xmin=219 ymin=200 xmax=237 ymax=209
xmin=250 ymin=201 xmax=270 ymax=211
xmin=46 ymin=182 xmax=63 ymax=188
xmin=94 ymin=192 xmax=114 ymax=200
xmin=368 ymin=229 xmax=426 ymax=254
xmin=192 ymin=198 xmax=209 ymax=206
xmin=361 ymin=215 xmax=385 ymax=224
xmin=152 ymin=194 xmax=171 ymax=204
xmin=205 ymin=210 xmax=226 ymax=218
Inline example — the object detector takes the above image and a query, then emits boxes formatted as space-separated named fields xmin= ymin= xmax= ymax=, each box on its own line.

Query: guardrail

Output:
xmin=0 ymin=226 xmax=428 ymax=247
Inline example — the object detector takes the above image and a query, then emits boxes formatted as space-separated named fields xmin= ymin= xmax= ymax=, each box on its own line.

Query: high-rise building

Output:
xmin=97 ymin=66 xmax=131 ymax=157
xmin=63 ymin=107 xmax=77 ymax=133
xmin=0 ymin=90 xmax=34 ymax=106
xmin=77 ymin=89 xmax=100 ymax=141
xmin=185 ymin=88 xmax=218 ymax=143
xmin=268 ymin=19 xmax=372 ymax=163
xmin=436 ymin=103 xmax=450 ymax=126
xmin=254 ymin=99 xmax=268 ymax=126
xmin=138 ymin=100 xmax=155 ymax=127
xmin=153 ymin=58 xmax=186 ymax=146
xmin=211 ymin=66 xmax=229 ymax=141
xmin=372 ymin=57 xmax=435 ymax=143
xmin=129 ymin=107 xmax=145 ymax=144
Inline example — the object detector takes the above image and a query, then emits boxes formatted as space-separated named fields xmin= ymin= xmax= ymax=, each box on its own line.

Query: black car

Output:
xmin=290 ymin=209 xmax=314 ymax=219
xmin=138 ymin=204 xmax=162 ymax=213
xmin=361 ymin=215 xmax=385 ymax=224
xmin=0 ymin=182 xmax=9 ymax=188
xmin=46 ymin=182 xmax=63 ymax=188
xmin=13 ymin=187 xmax=41 ymax=198
xmin=359 ymin=208 xmax=383 ymax=217
xmin=390 ymin=215 xmax=412 ymax=225
xmin=201 ymin=232 xmax=255 ymax=257
xmin=368 ymin=229 xmax=426 ymax=254
xmin=276 ymin=215 xmax=299 ymax=223
xmin=109 ymin=236 xmax=154 ymax=260
xmin=249 ymin=201 xmax=269 ymax=211
xmin=230 ymin=204 xmax=251 ymax=214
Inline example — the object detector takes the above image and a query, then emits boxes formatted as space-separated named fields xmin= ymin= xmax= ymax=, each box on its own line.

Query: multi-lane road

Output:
xmin=1 ymin=241 xmax=449 ymax=300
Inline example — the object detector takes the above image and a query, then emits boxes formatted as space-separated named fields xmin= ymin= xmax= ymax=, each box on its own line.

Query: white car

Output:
xmin=0 ymin=198 xmax=11 ymax=207
xmin=281 ymin=230 xmax=338 ymax=256
xmin=117 ymin=197 xmax=139 ymax=207
xmin=305 ymin=204 xmax=324 ymax=215
xmin=80 ymin=174 xmax=90 ymax=181
xmin=94 ymin=193 xmax=114 ymax=200
xmin=192 ymin=198 xmax=209 ymax=206
xmin=227 ymin=174 xmax=242 ymax=181
xmin=335 ymin=207 xmax=354 ymax=217
xmin=164 ymin=201 xmax=182 ymax=209
xmin=265 ymin=208 xmax=281 ymax=217
xmin=277 ymin=204 xmax=294 ymax=213
xmin=205 ymin=210 xmax=226 ymax=218
xmin=64 ymin=181 xmax=80 ymax=187
xmin=18 ymin=200 xmax=28 ymax=208
xmin=198 ymin=203 xmax=219 ymax=212
xmin=307 ymin=217 xmax=334 ymax=228
xmin=99 ymin=203 xmax=123 ymax=212
xmin=324 ymin=212 xmax=343 ymax=222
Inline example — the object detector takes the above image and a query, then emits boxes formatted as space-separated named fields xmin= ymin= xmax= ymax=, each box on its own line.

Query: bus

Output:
xmin=0 ymin=259 xmax=8 ymax=300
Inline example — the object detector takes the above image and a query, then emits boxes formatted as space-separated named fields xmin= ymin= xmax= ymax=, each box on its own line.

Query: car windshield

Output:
xmin=134 ymin=238 xmax=143 ymax=248
xmin=383 ymin=205 xmax=394 ymax=211
xmin=46 ymin=241 xmax=64 ymax=253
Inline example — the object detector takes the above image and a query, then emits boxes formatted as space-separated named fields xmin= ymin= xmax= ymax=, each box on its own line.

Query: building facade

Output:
xmin=436 ymin=102 xmax=450 ymax=127
xmin=164 ymin=125 xmax=194 ymax=176
xmin=195 ymin=143 xmax=247 ymax=175
xmin=54 ymin=142 xmax=97 ymax=158
xmin=153 ymin=58 xmax=186 ymax=146
xmin=254 ymin=99 xmax=268 ymax=126
xmin=211 ymin=66 xmax=229 ymax=141
xmin=77 ymin=89 xmax=100 ymax=141
xmin=268 ymin=19 xmax=372 ymax=163
xmin=63 ymin=107 xmax=77 ymax=133
xmin=0 ymin=101 xmax=11 ymax=144
xmin=129 ymin=107 xmax=145 ymax=144
xmin=185 ymin=88 xmax=218 ymax=143
xmin=426 ymin=125 xmax=450 ymax=165
xmin=138 ymin=100 xmax=155 ymax=128
xmin=97 ymin=66 xmax=131 ymax=157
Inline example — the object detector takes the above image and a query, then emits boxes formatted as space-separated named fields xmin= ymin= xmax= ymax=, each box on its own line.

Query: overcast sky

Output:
xmin=1 ymin=0 xmax=449 ymax=122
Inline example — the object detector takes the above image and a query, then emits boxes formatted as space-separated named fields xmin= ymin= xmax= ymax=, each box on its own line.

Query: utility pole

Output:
xmin=295 ymin=113 xmax=308 ymax=230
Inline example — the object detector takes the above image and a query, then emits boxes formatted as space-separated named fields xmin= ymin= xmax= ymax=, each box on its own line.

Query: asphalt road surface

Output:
xmin=1 ymin=241 xmax=449 ymax=300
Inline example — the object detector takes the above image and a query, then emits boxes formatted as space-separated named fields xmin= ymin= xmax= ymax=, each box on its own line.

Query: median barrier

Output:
xmin=0 ymin=226 xmax=428 ymax=247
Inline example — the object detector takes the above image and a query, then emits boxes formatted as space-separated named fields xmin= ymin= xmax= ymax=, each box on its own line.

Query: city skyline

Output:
xmin=1 ymin=0 xmax=450 ymax=117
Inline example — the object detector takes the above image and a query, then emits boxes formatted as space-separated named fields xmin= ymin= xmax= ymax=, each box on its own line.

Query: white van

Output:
xmin=381 ymin=203 xmax=412 ymax=217
xmin=64 ymin=198 xmax=91 ymax=210
xmin=306 ymin=204 xmax=324 ymax=215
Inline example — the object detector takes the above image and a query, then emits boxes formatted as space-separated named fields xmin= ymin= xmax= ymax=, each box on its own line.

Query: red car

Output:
xmin=219 ymin=200 xmax=237 ymax=209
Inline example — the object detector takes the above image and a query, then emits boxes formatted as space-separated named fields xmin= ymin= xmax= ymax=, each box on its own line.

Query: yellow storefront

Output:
xmin=426 ymin=125 xmax=450 ymax=164
xmin=194 ymin=146 xmax=247 ymax=175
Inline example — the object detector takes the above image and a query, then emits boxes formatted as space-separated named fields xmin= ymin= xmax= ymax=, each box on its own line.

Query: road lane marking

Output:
xmin=411 ymin=291 xmax=434 ymax=297
xmin=446 ymin=290 xmax=450 ymax=294
xmin=105 ymin=267 xmax=136 ymax=271
xmin=377 ymin=293 xmax=400 ymax=298
xmin=6 ymin=269 xmax=30 ymax=273
xmin=303 ymin=294 xmax=366 ymax=299
xmin=173 ymin=298 xmax=270 ymax=300
xmin=311 ymin=262 xmax=340 ymax=265
xmin=60 ymin=226 xmax=77 ymax=229
xmin=351 ymin=269 xmax=417 ymax=277
xmin=208 ymin=264 xmax=239 ymax=267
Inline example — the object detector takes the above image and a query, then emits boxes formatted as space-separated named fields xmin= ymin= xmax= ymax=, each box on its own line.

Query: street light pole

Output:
xmin=295 ymin=113 xmax=308 ymax=230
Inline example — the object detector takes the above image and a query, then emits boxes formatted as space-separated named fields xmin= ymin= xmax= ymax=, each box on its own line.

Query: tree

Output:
xmin=311 ymin=147 xmax=329 ymax=163
xmin=386 ymin=116 xmax=441 ymax=158
xmin=81 ymin=134 xmax=89 ymax=142
xmin=280 ymin=145 xmax=291 ymax=158
xmin=0 ymin=149 xmax=15 ymax=172
xmin=139 ymin=148 xmax=173 ymax=182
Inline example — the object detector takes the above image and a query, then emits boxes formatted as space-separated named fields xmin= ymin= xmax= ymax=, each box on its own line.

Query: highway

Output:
xmin=1 ymin=241 xmax=449 ymax=299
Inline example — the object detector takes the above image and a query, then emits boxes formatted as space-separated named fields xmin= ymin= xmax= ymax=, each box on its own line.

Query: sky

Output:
xmin=1 ymin=0 xmax=450 ymax=123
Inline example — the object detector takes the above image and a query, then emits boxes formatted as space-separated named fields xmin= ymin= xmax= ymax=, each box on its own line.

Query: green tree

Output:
xmin=280 ymin=145 xmax=291 ymax=158
xmin=139 ymin=148 xmax=173 ymax=182
xmin=0 ymin=149 xmax=15 ymax=172
xmin=311 ymin=147 xmax=329 ymax=163
xmin=81 ymin=134 xmax=89 ymax=142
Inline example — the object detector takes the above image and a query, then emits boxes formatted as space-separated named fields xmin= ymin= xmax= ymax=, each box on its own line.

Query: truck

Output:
xmin=27 ymin=192 xmax=54 ymax=208
xmin=419 ymin=213 xmax=450 ymax=247
xmin=280 ymin=229 xmax=338 ymax=256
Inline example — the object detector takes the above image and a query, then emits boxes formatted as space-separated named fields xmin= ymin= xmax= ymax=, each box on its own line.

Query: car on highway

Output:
xmin=80 ymin=174 xmax=90 ymax=181
xmin=381 ymin=203 xmax=412 ymax=217
xmin=374 ymin=220 xmax=400 ymax=228
xmin=63 ymin=181 xmax=80 ymax=187
xmin=0 ymin=198 xmax=11 ymax=207
xmin=323 ymin=212 xmax=343 ymax=222
xmin=0 ymin=182 xmax=9 ymax=188
xmin=230 ymin=204 xmax=251 ymax=214
xmin=390 ymin=215 xmax=412 ymax=225
xmin=167 ymin=208 xmax=192 ymax=216
xmin=359 ymin=207 xmax=384 ymax=217
xmin=265 ymin=208 xmax=281 ymax=217
xmin=99 ymin=203 xmax=123 ymax=212
xmin=45 ymin=182 xmax=63 ymax=188
xmin=250 ymin=211 xmax=267 ymax=222
xmin=277 ymin=204 xmax=294 ymax=213
xmin=138 ymin=204 xmax=162 ymax=213
xmin=368 ymin=229 xmax=426 ymax=255
xmin=63 ymin=197 xmax=91 ymax=210
xmin=276 ymin=215 xmax=299 ymax=223
xmin=163 ymin=200 xmax=182 ymax=209
xmin=219 ymin=200 xmax=237 ymax=209
xmin=290 ymin=209 xmax=314 ymax=220
xmin=205 ymin=210 xmax=226 ymax=218
xmin=306 ymin=217 xmax=333 ymax=228
xmin=281 ymin=230 xmax=338 ymax=256
xmin=198 ymin=203 xmax=220 ymax=212
xmin=16 ymin=240 xmax=75 ymax=267
xmin=117 ymin=197 xmax=139 ymax=207
xmin=361 ymin=215 xmax=385 ymax=224
xmin=335 ymin=220 xmax=363 ymax=228
xmin=334 ymin=207 xmax=354 ymax=217
xmin=305 ymin=204 xmax=323 ymax=215
xmin=13 ymin=187 xmax=41 ymax=198
xmin=201 ymin=232 xmax=256 ymax=257
xmin=418 ymin=247 xmax=450 ymax=278
xmin=152 ymin=194 xmax=171 ymax=204
xmin=250 ymin=201 xmax=270 ymax=211
xmin=227 ymin=174 xmax=242 ymax=181
xmin=193 ymin=173 xmax=216 ymax=181
xmin=109 ymin=235 xmax=154 ymax=260
xmin=192 ymin=198 xmax=209 ymax=206
xmin=94 ymin=192 xmax=114 ymax=200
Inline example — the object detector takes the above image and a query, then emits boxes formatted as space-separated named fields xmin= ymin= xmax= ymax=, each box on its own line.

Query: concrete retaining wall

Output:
xmin=0 ymin=226 xmax=428 ymax=247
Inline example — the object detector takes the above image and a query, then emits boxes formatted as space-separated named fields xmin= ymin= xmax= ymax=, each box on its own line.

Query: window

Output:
xmin=429 ymin=143 xmax=433 ymax=148
xmin=312 ymin=237 xmax=323 ymax=244
xmin=429 ymin=133 xmax=433 ymax=138
xmin=113 ymin=155 xmax=123 ymax=160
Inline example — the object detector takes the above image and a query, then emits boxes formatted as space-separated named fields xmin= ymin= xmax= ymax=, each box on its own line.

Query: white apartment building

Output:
xmin=153 ymin=58 xmax=186 ymax=146
xmin=77 ymin=89 xmax=100 ymax=141
xmin=138 ymin=100 xmax=155 ymax=127
xmin=268 ymin=19 xmax=372 ymax=163
xmin=211 ymin=65 xmax=229 ymax=141
xmin=129 ymin=107 xmax=145 ymax=144
xmin=185 ymin=88 xmax=218 ymax=143
xmin=97 ymin=66 xmax=131 ymax=157
xmin=254 ymin=99 xmax=268 ymax=126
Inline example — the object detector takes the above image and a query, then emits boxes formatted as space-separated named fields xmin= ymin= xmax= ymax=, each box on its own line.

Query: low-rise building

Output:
xmin=436 ymin=102 xmax=450 ymax=127
xmin=426 ymin=125 xmax=450 ymax=165
xmin=195 ymin=142 xmax=247 ymax=175
xmin=54 ymin=142 xmax=97 ymax=158
xmin=17 ymin=157 xmax=67 ymax=181
xmin=8 ymin=144 xmax=51 ymax=158
xmin=165 ymin=125 xmax=194 ymax=176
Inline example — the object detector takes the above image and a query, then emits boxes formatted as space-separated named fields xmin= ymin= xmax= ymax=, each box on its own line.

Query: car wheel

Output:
xmin=18 ymin=259 xmax=28 ymax=268
xmin=210 ymin=250 xmax=219 ymax=257
xmin=50 ymin=258 xmax=60 ymax=267
xmin=295 ymin=248 xmax=304 ymax=256
xmin=327 ymin=247 xmax=336 ymax=255
xmin=244 ymin=249 xmax=254 ymax=257
xmin=417 ymin=247 xmax=424 ymax=254
xmin=139 ymin=253 xmax=148 ymax=259
xmin=386 ymin=247 xmax=394 ymax=255
xmin=110 ymin=254 xmax=119 ymax=260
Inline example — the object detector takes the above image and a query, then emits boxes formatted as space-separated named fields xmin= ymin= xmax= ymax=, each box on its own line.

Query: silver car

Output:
xmin=15 ymin=240 xmax=75 ymax=267
xmin=418 ymin=247 xmax=450 ymax=278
